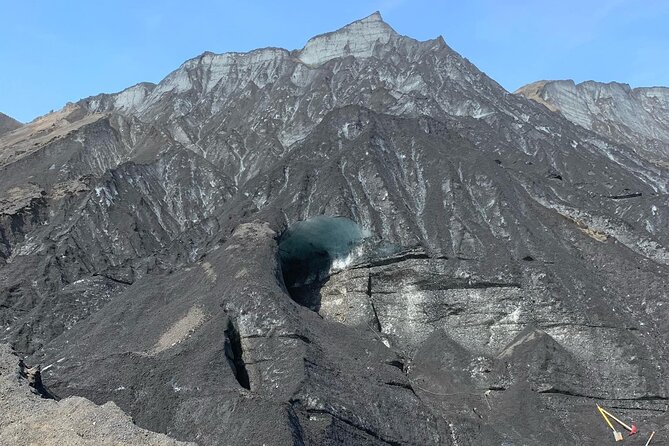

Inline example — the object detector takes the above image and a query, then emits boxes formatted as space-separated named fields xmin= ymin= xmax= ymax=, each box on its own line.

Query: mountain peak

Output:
xmin=360 ymin=11 xmax=384 ymax=22
xmin=297 ymin=12 xmax=398 ymax=66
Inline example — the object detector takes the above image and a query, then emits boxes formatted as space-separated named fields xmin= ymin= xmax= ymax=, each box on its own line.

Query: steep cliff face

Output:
xmin=1 ymin=12 xmax=668 ymax=446
xmin=516 ymin=80 xmax=669 ymax=165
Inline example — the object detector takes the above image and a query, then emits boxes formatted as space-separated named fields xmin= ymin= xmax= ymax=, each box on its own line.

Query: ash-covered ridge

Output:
xmin=1 ymin=12 xmax=669 ymax=446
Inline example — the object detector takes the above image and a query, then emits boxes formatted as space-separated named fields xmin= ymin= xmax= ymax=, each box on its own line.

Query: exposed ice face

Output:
xmin=279 ymin=216 xmax=369 ymax=264
xmin=298 ymin=12 xmax=397 ymax=66
xmin=278 ymin=216 xmax=370 ymax=286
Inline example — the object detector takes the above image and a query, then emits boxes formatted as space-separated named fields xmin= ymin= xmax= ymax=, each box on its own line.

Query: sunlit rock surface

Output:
xmin=1 ymin=12 xmax=668 ymax=446
xmin=298 ymin=12 xmax=397 ymax=66
xmin=516 ymin=80 xmax=669 ymax=165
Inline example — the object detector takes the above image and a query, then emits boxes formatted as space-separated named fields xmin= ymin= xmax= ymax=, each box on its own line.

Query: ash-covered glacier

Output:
xmin=1 ymin=12 xmax=668 ymax=446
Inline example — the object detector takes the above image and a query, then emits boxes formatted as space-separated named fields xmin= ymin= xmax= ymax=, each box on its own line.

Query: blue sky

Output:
xmin=1 ymin=0 xmax=668 ymax=122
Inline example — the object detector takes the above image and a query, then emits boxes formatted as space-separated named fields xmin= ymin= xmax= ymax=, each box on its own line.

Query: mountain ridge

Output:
xmin=516 ymin=79 xmax=669 ymax=165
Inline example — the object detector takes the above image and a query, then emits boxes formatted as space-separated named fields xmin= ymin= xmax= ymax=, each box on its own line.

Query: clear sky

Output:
xmin=2 ymin=0 xmax=668 ymax=123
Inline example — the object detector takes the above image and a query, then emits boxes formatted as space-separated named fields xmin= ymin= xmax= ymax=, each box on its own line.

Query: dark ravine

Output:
xmin=1 ymin=11 xmax=668 ymax=445
xmin=224 ymin=319 xmax=251 ymax=391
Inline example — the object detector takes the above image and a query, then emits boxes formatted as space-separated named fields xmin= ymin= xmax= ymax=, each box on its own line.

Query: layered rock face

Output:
xmin=516 ymin=80 xmax=669 ymax=165
xmin=1 ymin=12 xmax=668 ymax=445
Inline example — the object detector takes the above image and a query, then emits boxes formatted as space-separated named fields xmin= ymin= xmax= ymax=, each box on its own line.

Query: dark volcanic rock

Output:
xmin=1 ymin=11 xmax=668 ymax=446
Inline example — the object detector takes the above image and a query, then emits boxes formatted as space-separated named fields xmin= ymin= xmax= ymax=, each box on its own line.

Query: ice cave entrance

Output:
xmin=279 ymin=216 xmax=368 ymax=311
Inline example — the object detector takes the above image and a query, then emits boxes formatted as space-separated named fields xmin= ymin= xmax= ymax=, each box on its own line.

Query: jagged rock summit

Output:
xmin=297 ymin=12 xmax=398 ymax=65
xmin=1 ymin=13 xmax=668 ymax=446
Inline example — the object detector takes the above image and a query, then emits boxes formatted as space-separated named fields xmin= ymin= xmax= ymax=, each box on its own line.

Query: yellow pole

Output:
xmin=597 ymin=406 xmax=625 ymax=441
xmin=600 ymin=407 xmax=633 ymax=432
xmin=597 ymin=406 xmax=616 ymax=430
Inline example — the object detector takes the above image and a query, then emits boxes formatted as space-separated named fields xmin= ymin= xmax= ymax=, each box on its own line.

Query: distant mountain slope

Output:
xmin=516 ymin=80 xmax=669 ymax=165
xmin=0 ymin=112 xmax=21 ymax=137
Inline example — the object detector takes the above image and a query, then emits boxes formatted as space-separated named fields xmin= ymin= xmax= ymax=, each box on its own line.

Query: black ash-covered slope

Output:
xmin=1 ymin=12 xmax=668 ymax=446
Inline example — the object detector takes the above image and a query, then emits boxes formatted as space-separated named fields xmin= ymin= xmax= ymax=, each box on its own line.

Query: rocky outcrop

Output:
xmin=0 ymin=344 xmax=193 ymax=445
